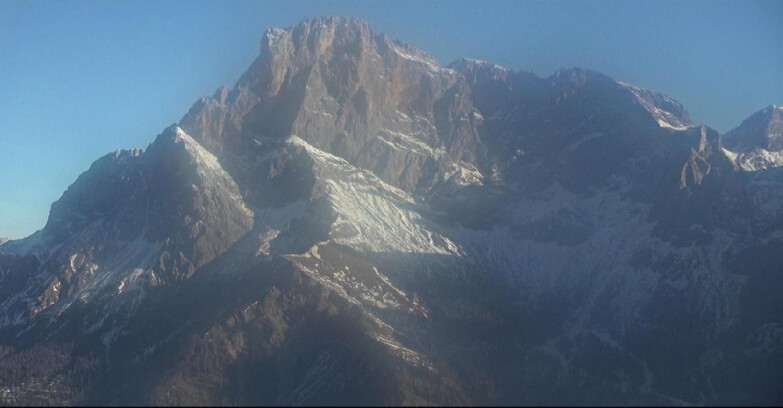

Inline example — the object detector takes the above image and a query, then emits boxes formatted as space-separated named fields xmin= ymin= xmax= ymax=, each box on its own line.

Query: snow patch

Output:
xmin=392 ymin=45 xmax=455 ymax=77
xmin=722 ymin=147 xmax=783 ymax=171
xmin=286 ymin=135 xmax=462 ymax=255
xmin=618 ymin=82 xmax=691 ymax=131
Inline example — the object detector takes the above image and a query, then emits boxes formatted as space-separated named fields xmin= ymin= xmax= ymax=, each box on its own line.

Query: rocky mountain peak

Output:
xmin=252 ymin=16 xmax=378 ymax=81
xmin=724 ymin=104 xmax=783 ymax=152
xmin=618 ymin=82 xmax=693 ymax=130
xmin=4 ymin=16 xmax=783 ymax=406
xmin=184 ymin=16 xmax=481 ymax=196
xmin=546 ymin=68 xmax=693 ymax=130
xmin=449 ymin=57 xmax=511 ymax=82
xmin=549 ymin=66 xmax=598 ymax=88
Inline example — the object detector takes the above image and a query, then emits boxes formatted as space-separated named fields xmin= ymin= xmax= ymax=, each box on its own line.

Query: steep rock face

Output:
xmin=452 ymin=60 xmax=693 ymax=156
xmin=0 ymin=127 xmax=253 ymax=328
xmin=184 ymin=36 xmax=781 ymax=402
xmin=618 ymin=81 xmax=693 ymax=130
xmin=722 ymin=105 xmax=783 ymax=171
xmin=724 ymin=105 xmax=783 ymax=152
xmin=182 ymin=16 xmax=484 ymax=196
xmin=449 ymin=60 xmax=698 ymax=205
xmin=2 ymin=16 xmax=783 ymax=406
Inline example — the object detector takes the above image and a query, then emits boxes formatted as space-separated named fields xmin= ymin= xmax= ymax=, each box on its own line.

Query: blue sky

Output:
xmin=1 ymin=0 xmax=781 ymax=239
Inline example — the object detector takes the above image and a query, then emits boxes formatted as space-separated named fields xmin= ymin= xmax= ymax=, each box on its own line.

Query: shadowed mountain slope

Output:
xmin=1 ymin=16 xmax=781 ymax=406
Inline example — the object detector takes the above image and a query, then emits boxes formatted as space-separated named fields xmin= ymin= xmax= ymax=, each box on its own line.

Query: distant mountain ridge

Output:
xmin=1 ymin=16 xmax=781 ymax=406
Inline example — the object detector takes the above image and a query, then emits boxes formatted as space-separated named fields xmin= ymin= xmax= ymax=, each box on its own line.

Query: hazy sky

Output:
xmin=1 ymin=0 xmax=781 ymax=239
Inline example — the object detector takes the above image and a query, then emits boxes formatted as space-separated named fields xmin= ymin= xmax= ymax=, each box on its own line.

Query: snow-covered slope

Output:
xmin=0 ymin=126 xmax=254 ymax=331
xmin=722 ymin=146 xmax=783 ymax=171
xmin=722 ymin=105 xmax=783 ymax=171
xmin=1 ymin=16 xmax=782 ymax=407
xmin=619 ymin=82 xmax=694 ymax=130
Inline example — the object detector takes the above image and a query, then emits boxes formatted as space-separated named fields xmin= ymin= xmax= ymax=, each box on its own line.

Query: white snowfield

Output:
xmin=287 ymin=135 xmax=462 ymax=256
xmin=280 ymin=132 xmax=747 ymax=343
xmin=391 ymin=43 xmax=456 ymax=78
xmin=722 ymin=146 xmax=783 ymax=171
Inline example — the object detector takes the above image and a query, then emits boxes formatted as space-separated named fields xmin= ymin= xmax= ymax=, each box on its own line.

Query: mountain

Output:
xmin=722 ymin=105 xmax=783 ymax=171
xmin=1 ymin=16 xmax=782 ymax=405
xmin=724 ymin=105 xmax=783 ymax=151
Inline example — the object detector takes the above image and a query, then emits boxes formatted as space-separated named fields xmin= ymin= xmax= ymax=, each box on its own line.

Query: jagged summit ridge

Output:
xmin=724 ymin=104 xmax=783 ymax=151
xmin=618 ymin=81 xmax=693 ymax=130
xmin=1 ymin=15 xmax=783 ymax=406
xmin=186 ymin=16 xmax=704 ymax=208
xmin=721 ymin=105 xmax=783 ymax=171
xmin=185 ymin=15 xmax=483 ymax=197
xmin=0 ymin=125 xmax=254 ymax=328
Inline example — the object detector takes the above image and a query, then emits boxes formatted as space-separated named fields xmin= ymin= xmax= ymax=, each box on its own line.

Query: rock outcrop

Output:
xmin=1 ymin=16 xmax=781 ymax=406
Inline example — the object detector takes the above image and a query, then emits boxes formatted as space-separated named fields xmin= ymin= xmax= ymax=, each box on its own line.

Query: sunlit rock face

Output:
xmin=724 ymin=105 xmax=783 ymax=152
xmin=721 ymin=105 xmax=783 ymax=172
xmin=1 ymin=16 xmax=782 ymax=406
